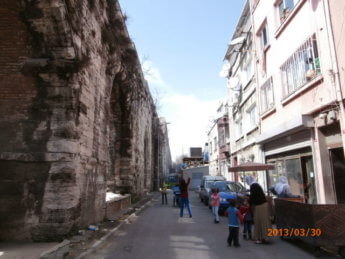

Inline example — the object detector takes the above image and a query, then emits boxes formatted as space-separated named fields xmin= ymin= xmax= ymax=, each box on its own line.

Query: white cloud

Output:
xmin=162 ymin=94 xmax=221 ymax=160
xmin=142 ymin=60 xmax=169 ymax=90
xmin=143 ymin=61 xmax=222 ymax=160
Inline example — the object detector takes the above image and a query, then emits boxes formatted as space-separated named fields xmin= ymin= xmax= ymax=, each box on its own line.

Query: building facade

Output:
xmin=250 ymin=0 xmax=345 ymax=204
xmin=207 ymin=120 xmax=219 ymax=176
xmin=223 ymin=1 xmax=265 ymax=188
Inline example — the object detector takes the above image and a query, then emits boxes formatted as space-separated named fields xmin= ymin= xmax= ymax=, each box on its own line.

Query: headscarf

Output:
xmin=245 ymin=175 xmax=257 ymax=186
xmin=274 ymin=176 xmax=289 ymax=195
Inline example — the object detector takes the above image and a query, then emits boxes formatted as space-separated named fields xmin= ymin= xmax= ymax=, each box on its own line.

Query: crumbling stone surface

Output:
xmin=0 ymin=0 xmax=164 ymax=241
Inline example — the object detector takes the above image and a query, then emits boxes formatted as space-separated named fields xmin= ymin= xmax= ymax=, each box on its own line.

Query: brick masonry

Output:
xmin=0 ymin=0 xmax=167 ymax=241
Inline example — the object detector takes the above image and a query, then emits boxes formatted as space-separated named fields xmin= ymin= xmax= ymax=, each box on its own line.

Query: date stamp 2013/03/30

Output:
xmin=267 ymin=228 xmax=322 ymax=237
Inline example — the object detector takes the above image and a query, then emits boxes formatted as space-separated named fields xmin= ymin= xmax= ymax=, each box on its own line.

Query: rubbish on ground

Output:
xmin=88 ymin=225 xmax=98 ymax=231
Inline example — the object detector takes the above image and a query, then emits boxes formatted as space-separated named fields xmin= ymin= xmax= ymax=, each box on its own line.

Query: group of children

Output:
xmin=210 ymin=188 xmax=253 ymax=247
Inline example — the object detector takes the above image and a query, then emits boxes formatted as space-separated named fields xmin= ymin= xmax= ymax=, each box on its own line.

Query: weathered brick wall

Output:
xmin=0 ymin=0 xmax=161 ymax=241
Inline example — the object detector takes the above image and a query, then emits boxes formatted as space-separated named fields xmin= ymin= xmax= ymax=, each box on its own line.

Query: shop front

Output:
xmin=266 ymin=147 xmax=317 ymax=204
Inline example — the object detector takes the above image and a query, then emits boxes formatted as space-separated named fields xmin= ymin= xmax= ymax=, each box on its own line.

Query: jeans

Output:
xmin=162 ymin=193 xmax=167 ymax=204
xmin=228 ymin=226 xmax=240 ymax=246
xmin=180 ymin=197 xmax=192 ymax=217
xmin=173 ymin=194 xmax=180 ymax=207
xmin=212 ymin=206 xmax=219 ymax=222
xmin=243 ymin=220 xmax=252 ymax=236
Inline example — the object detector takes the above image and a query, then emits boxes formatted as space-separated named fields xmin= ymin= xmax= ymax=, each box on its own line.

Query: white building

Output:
xmin=222 ymin=0 xmax=265 ymax=188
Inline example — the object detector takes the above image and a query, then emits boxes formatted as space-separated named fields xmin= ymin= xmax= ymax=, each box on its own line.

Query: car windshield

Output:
xmin=215 ymin=182 xmax=230 ymax=192
xmin=205 ymin=181 xmax=214 ymax=188
xmin=227 ymin=182 xmax=245 ymax=192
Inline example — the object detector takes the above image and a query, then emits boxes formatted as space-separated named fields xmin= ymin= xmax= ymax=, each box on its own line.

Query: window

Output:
xmin=260 ymin=77 xmax=275 ymax=113
xmin=281 ymin=34 xmax=320 ymax=98
xmin=219 ymin=127 xmax=226 ymax=147
xmin=241 ymin=43 xmax=254 ymax=84
xmin=278 ymin=0 xmax=297 ymax=23
xmin=236 ymin=119 xmax=243 ymax=139
xmin=259 ymin=23 xmax=270 ymax=50
xmin=247 ymin=105 xmax=257 ymax=129
xmin=215 ymin=182 xmax=230 ymax=192
xmin=214 ymin=137 xmax=217 ymax=151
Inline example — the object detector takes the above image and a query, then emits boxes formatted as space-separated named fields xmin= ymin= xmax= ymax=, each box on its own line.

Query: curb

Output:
xmin=36 ymin=193 xmax=155 ymax=259
xmin=39 ymin=240 xmax=71 ymax=259
xmin=75 ymin=198 xmax=153 ymax=259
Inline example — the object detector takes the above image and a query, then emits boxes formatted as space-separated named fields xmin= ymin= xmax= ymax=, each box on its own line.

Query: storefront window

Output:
xmin=285 ymin=159 xmax=304 ymax=196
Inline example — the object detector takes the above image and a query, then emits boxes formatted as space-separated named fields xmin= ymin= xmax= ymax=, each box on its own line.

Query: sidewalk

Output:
xmin=0 ymin=242 xmax=59 ymax=259
xmin=0 ymin=193 xmax=156 ymax=259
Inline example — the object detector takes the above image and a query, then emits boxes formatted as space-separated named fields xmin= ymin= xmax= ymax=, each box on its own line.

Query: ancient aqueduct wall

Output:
xmin=0 ymin=0 xmax=161 ymax=241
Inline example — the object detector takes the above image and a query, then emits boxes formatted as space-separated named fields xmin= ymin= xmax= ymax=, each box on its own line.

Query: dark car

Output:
xmin=208 ymin=181 xmax=246 ymax=214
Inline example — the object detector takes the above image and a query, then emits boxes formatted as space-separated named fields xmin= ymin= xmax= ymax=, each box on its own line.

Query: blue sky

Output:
xmin=119 ymin=0 xmax=245 ymax=160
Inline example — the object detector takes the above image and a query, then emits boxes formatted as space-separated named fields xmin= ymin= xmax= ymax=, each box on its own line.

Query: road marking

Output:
xmin=178 ymin=217 xmax=195 ymax=224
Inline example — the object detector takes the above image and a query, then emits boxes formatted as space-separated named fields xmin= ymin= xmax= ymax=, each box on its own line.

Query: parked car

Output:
xmin=208 ymin=181 xmax=246 ymax=214
xmin=199 ymin=175 xmax=226 ymax=206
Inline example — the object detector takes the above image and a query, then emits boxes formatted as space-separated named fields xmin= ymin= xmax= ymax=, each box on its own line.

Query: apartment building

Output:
xmin=216 ymin=103 xmax=230 ymax=178
xmin=251 ymin=0 xmax=345 ymax=204
xmin=207 ymin=120 xmax=219 ymax=176
xmin=223 ymin=0 xmax=265 ymax=188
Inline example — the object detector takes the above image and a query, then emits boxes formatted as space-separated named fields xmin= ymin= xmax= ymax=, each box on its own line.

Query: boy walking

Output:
xmin=226 ymin=199 xmax=243 ymax=247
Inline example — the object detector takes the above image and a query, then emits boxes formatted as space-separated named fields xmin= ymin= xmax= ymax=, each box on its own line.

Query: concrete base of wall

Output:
xmin=105 ymin=194 xmax=131 ymax=220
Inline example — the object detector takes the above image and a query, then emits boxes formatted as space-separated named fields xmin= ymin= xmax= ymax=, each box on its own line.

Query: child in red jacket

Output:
xmin=239 ymin=198 xmax=253 ymax=240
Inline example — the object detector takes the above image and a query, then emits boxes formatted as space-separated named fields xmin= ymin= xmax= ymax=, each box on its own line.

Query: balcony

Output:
xmin=219 ymin=144 xmax=230 ymax=159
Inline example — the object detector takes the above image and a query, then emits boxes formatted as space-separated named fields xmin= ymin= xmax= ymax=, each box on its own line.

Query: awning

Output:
xmin=228 ymin=162 xmax=274 ymax=172
xmin=256 ymin=115 xmax=313 ymax=145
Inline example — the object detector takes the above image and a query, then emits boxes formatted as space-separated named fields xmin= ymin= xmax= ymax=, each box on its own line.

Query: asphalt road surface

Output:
xmin=86 ymin=191 xmax=334 ymax=259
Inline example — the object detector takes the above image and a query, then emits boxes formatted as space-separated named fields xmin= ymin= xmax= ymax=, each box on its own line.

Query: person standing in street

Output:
xmin=226 ymin=199 xmax=243 ymax=247
xmin=179 ymin=171 xmax=192 ymax=218
xmin=239 ymin=198 xmax=253 ymax=240
xmin=210 ymin=188 xmax=220 ymax=223
xmin=245 ymin=175 xmax=271 ymax=244
xmin=160 ymin=182 xmax=168 ymax=205
xmin=172 ymin=183 xmax=181 ymax=207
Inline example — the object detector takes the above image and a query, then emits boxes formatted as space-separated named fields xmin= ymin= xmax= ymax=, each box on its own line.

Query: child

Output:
xmin=226 ymin=199 xmax=243 ymax=247
xmin=210 ymin=188 xmax=220 ymax=223
xmin=172 ymin=184 xmax=181 ymax=207
xmin=160 ymin=182 xmax=168 ymax=205
xmin=239 ymin=198 xmax=253 ymax=240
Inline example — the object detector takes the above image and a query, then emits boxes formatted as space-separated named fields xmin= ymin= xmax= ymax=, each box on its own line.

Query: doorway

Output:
xmin=330 ymin=148 xmax=345 ymax=204
xmin=301 ymin=156 xmax=317 ymax=204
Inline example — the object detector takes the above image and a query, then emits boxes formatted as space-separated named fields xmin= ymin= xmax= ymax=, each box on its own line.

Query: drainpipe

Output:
xmin=323 ymin=0 xmax=345 ymax=158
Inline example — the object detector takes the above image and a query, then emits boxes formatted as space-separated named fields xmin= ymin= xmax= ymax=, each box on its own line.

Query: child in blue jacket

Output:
xmin=226 ymin=199 xmax=243 ymax=247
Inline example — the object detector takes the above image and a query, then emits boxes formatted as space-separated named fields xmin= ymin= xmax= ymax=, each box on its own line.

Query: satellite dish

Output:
xmin=229 ymin=36 xmax=246 ymax=45
xmin=219 ymin=61 xmax=230 ymax=78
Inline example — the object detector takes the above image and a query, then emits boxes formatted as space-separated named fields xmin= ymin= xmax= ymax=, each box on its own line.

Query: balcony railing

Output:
xmin=281 ymin=34 xmax=320 ymax=99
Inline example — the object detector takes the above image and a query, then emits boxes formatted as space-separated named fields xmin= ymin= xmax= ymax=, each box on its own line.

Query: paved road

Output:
xmin=86 ymin=192 xmax=332 ymax=259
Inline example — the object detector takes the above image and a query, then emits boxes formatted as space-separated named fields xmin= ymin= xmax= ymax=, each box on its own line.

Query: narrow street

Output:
xmin=86 ymin=192 xmax=320 ymax=259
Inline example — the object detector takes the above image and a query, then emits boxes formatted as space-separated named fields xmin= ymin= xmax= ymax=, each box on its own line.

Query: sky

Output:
xmin=119 ymin=0 xmax=245 ymax=161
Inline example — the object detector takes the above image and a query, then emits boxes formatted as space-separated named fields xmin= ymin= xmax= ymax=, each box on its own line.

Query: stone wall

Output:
xmin=0 ymin=0 xmax=164 ymax=241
